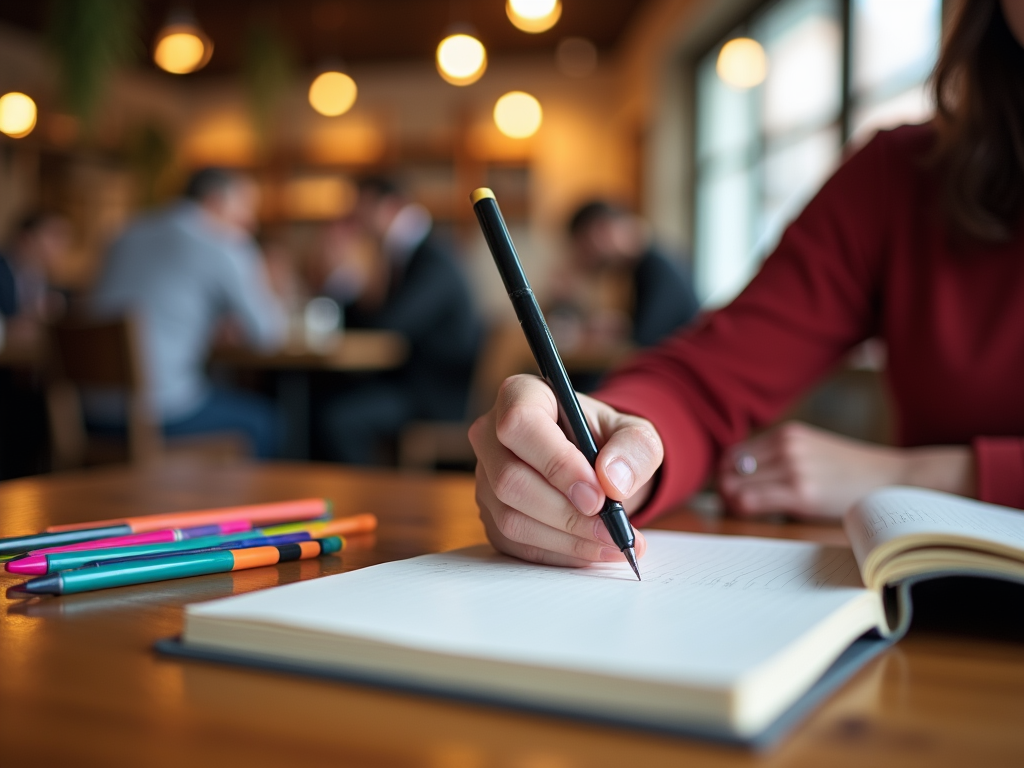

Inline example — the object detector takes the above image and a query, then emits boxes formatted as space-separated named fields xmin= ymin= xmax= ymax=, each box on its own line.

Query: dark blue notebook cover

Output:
xmin=155 ymin=632 xmax=890 ymax=749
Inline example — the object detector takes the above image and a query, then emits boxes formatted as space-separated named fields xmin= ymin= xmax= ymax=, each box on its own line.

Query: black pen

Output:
xmin=470 ymin=188 xmax=641 ymax=580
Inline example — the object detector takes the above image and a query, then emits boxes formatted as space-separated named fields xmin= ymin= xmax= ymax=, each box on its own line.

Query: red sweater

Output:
xmin=597 ymin=124 xmax=1024 ymax=524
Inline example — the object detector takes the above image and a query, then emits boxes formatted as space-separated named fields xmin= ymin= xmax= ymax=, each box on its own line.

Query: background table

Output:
xmin=210 ymin=330 xmax=409 ymax=459
xmin=209 ymin=330 xmax=409 ymax=373
xmin=2 ymin=463 xmax=1023 ymax=767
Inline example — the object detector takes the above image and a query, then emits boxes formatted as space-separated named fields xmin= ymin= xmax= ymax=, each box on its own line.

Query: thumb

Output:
xmin=594 ymin=414 xmax=664 ymax=501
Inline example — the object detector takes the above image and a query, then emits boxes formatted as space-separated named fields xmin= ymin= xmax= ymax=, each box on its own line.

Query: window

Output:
xmin=850 ymin=0 xmax=942 ymax=141
xmin=693 ymin=0 xmax=942 ymax=307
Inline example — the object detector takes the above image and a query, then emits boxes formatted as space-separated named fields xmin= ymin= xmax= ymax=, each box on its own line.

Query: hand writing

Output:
xmin=469 ymin=374 xmax=662 ymax=566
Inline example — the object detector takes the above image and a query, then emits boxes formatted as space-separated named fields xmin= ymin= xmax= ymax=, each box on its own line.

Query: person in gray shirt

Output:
xmin=88 ymin=168 xmax=287 ymax=457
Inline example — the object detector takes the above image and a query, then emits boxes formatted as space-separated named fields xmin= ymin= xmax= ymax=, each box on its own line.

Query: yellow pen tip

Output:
xmin=470 ymin=187 xmax=495 ymax=204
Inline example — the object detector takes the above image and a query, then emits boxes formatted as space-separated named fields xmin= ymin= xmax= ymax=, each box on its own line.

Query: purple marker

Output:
xmin=77 ymin=532 xmax=315 ymax=567
xmin=24 ymin=520 xmax=254 ymax=557
xmin=8 ymin=531 xmax=313 ymax=576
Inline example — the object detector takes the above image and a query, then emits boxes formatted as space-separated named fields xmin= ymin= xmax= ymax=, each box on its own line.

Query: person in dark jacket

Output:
xmin=0 ymin=255 xmax=15 ymax=319
xmin=0 ymin=211 xmax=70 ymax=325
xmin=564 ymin=200 xmax=699 ymax=348
xmin=317 ymin=178 xmax=482 ymax=464
xmin=0 ymin=211 xmax=71 ymax=479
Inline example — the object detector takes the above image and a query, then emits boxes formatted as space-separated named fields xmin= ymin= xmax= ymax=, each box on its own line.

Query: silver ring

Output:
xmin=735 ymin=453 xmax=757 ymax=476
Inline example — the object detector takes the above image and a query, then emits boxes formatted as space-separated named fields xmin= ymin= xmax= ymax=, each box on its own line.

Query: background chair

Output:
xmin=46 ymin=316 xmax=247 ymax=470
xmin=398 ymin=323 xmax=535 ymax=470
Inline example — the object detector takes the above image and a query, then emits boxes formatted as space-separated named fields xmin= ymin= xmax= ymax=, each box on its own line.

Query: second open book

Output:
xmin=168 ymin=487 xmax=1024 ymax=745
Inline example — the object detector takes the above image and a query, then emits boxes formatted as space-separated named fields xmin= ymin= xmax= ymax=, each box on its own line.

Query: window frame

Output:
xmin=688 ymin=0 xmax=943 ymax=306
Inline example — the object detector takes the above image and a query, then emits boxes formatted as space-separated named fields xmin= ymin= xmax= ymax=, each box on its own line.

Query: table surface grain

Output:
xmin=209 ymin=329 xmax=409 ymax=371
xmin=1 ymin=461 xmax=1023 ymax=768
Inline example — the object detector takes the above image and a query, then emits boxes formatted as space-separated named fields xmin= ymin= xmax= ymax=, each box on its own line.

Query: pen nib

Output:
xmin=623 ymin=547 xmax=641 ymax=581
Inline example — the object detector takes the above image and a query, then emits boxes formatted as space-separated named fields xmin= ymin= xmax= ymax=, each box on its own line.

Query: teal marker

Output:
xmin=9 ymin=537 xmax=342 ymax=596
xmin=9 ymin=529 xmax=289 ymax=575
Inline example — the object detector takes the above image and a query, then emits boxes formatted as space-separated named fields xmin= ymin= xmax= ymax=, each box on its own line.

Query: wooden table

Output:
xmin=209 ymin=330 xmax=409 ymax=373
xmin=0 ymin=329 xmax=409 ymax=374
xmin=210 ymin=331 xmax=409 ymax=459
xmin=1 ymin=463 xmax=1023 ymax=768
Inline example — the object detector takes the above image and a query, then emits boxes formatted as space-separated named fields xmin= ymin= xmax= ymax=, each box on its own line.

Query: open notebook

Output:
xmin=160 ymin=487 xmax=1024 ymax=746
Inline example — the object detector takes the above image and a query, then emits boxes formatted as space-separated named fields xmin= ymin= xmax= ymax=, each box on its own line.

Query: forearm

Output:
xmin=899 ymin=445 xmax=976 ymax=498
xmin=222 ymin=251 xmax=287 ymax=349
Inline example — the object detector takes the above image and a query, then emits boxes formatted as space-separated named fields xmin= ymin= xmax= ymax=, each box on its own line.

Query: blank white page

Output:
xmin=188 ymin=530 xmax=867 ymax=689
xmin=846 ymin=487 xmax=1024 ymax=571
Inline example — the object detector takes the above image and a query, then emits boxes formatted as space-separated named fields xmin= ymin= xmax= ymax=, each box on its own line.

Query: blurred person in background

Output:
xmin=315 ymin=177 xmax=481 ymax=464
xmin=0 ymin=211 xmax=71 ymax=338
xmin=87 ymin=167 xmax=287 ymax=458
xmin=0 ymin=250 xmax=10 ymax=320
xmin=469 ymin=0 xmax=1024 ymax=567
xmin=0 ymin=211 xmax=70 ymax=479
xmin=549 ymin=201 xmax=699 ymax=351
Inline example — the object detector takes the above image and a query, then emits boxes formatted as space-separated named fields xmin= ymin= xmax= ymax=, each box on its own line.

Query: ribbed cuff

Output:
xmin=594 ymin=379 xmax=711 ymax=526
xmin=973 ymin=437 xmax=1024 ymax=510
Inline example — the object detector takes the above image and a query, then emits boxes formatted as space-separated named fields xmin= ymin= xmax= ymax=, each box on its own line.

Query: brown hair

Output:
xmin=931 ymin=0 xmax=1024 ymax=242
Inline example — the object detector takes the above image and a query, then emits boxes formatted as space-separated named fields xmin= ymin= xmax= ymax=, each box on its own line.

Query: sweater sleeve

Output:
xmin=973 ymin=438 xmax=1024 ymax=509
xmin=596 ymin=132 xmax=897 ymax=525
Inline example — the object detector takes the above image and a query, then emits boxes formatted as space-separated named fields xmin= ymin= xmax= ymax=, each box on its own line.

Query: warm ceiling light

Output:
xmin=716 ymin=37 xmax=767 ymax=89
xmin=494 ymin=91 xmax=542 ymax=139
xmin=153 ymin=12 xmax=213 ymax=75
xmin=436 ymin=33 xmax=487 ymax=86
xmin=309 ymin=71 xmax=358 ymax=116
xmin=507 ymin=0 xmax=562 ymax=33
xmin=0 ymin=92 xmax=37 ymax=139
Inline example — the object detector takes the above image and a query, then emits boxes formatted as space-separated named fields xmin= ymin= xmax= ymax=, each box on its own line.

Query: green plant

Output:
xmin=47 ymin=0 xmax=142 ymax=132
xmin=129 ymin=122 xmax=176 ymax=207
xmin=242 ymin=20 xmax=294 ymax=154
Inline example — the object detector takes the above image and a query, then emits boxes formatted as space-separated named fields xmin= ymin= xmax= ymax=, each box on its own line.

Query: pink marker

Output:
xmin=24 ymin=520 xmax=253 ymax=556
xmin=7 ymin=520 xmax=260 ymax=576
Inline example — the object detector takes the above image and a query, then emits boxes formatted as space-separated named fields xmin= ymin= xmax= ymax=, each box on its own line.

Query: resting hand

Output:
xmin=469 ymin=374 xmax=663 ymax=566
xmin=719 ymin=421 xmax=975 ymax=520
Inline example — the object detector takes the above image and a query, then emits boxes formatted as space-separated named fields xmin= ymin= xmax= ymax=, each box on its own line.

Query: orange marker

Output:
xmin=45 ymin=499 xmax=332 ymax=534
xmin=261 ymin=513 xmax=377 ymax=538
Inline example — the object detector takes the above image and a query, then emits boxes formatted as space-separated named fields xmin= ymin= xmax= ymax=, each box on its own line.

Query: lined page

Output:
xmin=189 ymin=531 xmax=868 ymax=689
xmin=845 ymin=487 xmax=1024 ymax=571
